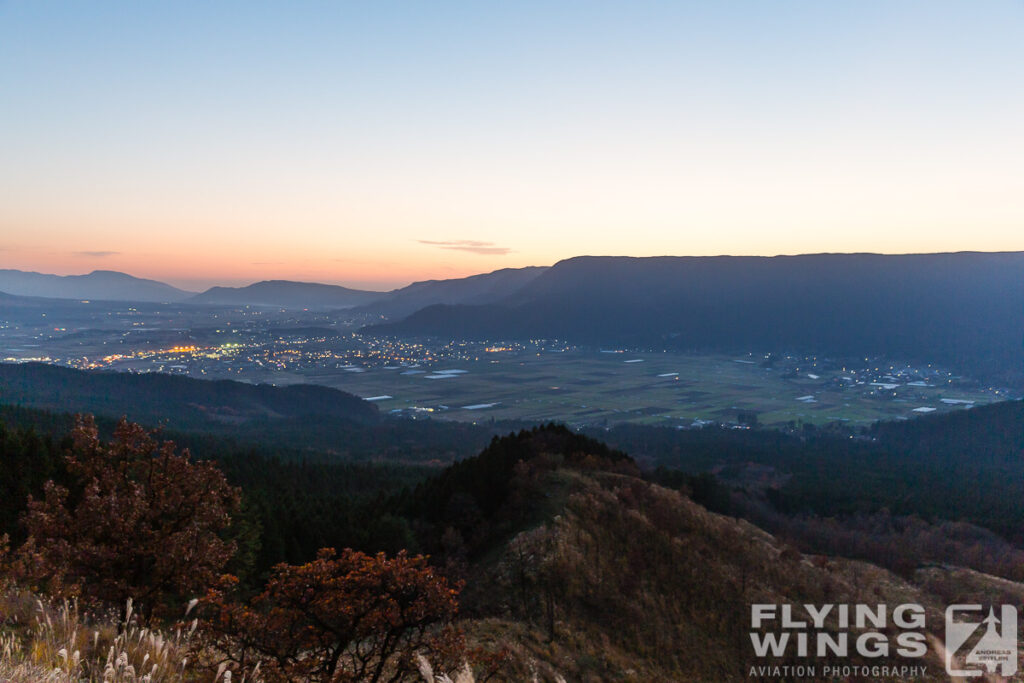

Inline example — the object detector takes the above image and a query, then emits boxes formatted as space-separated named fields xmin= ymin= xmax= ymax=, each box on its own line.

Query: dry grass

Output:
xmin=0 ymin=586 xmax=482 ymax=683
xmin=416 ymin=654 xmax=475 ymax=683
xmin=0 ymin=588 xmax=213 ymax=682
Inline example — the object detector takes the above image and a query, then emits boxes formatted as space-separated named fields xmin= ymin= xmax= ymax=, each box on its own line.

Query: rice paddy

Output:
xmin=301 ymin=350 xmax=1001 ymax=428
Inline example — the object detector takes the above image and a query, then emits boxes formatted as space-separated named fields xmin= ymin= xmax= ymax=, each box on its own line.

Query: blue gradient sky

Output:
xmin=2 ymin=1 xmax=1022 ymax=290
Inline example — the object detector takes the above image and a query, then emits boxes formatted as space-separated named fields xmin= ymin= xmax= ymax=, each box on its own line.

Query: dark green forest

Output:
xmin=0 ymin=362 xmax=495 ymax=461
xmin=3 ymin=395 xmax=1024 ymax=589
xmin=596 ymin=401 xmax=1024 ymax=543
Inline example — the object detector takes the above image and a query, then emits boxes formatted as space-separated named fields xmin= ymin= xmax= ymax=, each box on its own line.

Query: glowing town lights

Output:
xmin=164 ymin=345 xmax=198 ymax=354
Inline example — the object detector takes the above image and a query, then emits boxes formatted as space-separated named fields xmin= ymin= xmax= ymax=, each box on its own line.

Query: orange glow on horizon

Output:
xmin=0 ymin=243 xmax=540 ymax=292
xmin=3 ymin=2 xmax=1024 ymax=288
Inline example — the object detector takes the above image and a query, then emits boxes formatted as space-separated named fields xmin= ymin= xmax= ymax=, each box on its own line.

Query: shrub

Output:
xmin=200 ymin=548 xmax=464 ymax=682
xmin=20 ymin=415 xmax=240 ymax=619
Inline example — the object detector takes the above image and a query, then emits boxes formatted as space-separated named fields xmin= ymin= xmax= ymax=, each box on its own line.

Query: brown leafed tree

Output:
xmin=20 ymin=414 xmax=240 ymax=618
xmin=200 ymin=547 xmax=464 ymax=683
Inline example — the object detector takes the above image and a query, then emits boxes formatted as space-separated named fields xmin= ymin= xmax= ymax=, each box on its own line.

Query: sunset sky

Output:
xmin=2 ymin=1 xmax=1023 ymax=291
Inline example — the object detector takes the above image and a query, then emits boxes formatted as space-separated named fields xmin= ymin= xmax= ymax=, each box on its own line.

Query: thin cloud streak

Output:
xmin=418 ymin=240 xmax=512 ymax=256
xmin=75 ymin=250 xmax=120 ymax=257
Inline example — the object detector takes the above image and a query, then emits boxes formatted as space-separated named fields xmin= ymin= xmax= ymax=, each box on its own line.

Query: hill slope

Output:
xmin=0 ymin=365 xmax=499 ymax=463
xmin=0 ymin=269 xmax=192 ymax=303
xmin=401 ymin=426 xmax=988 ymax=681
xmin=355 ymin=266 xmax=547 ymax=319
xmin=466 ymin=470 xmax=963 ymax=681
xmin=364 ymin=252 xmax=1024 ymax=380
xmin=0 ymin=362 xmax=378 ymax=429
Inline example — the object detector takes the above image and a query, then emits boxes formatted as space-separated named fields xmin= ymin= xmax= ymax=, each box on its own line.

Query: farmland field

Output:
xmin=296 ymin=349 xmax=1002 ymax=428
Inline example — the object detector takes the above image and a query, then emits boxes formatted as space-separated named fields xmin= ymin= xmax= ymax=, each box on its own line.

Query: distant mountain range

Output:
xmin=353 ymin=266 xmax=547 ymax=318
xmin=364 ymin=252 xmax=1024 ymax=380
xmin=6 ymin=254 xmax=1024 ymax=380
xmin=0 ymin=269 xmax=194 ymax=303
xmin=0 ymin=266 xmax=547 ymax=312
xmin=189 ymin=280 xmax=382 ymax=308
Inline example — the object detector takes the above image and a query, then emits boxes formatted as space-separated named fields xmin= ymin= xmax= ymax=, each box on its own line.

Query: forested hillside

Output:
xmin=0 ymin=363 xmax=494 ymax=461
xmin=7 ymin=415 xmax=1022 ymax=680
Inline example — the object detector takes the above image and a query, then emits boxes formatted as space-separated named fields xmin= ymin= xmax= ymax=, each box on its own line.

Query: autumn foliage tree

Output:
xmin=20 ymin=415 xmax=241 ymax=617
xmin=200 ymin=547 xmax=464 ymax=683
